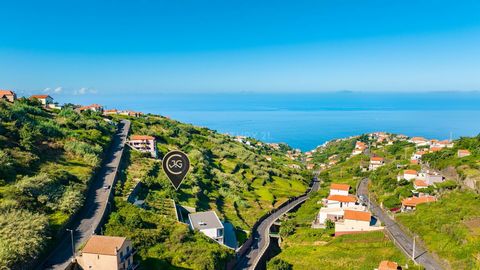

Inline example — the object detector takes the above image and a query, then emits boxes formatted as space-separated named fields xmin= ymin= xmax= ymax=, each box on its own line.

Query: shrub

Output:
xmin=267 ymin=258 xmax=293 ymax=270
xmin=0 ymin=209 xmax=48 ymax=269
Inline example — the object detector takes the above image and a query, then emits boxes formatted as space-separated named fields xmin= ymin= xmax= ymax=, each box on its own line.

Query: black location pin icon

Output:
xmin=162 ymin=150 xmax=190 ymax=190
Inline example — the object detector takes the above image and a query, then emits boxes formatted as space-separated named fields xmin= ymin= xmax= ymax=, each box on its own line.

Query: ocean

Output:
xmin=64 ymin=91 xmax=480 ymax=151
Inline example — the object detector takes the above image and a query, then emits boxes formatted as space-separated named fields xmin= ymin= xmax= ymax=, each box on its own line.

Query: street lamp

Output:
xmin=66 ymin=229 xmax=75 ymax=262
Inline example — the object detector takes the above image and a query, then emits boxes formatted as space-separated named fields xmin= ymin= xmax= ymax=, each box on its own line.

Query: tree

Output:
xmin=267 ymin=258 xmax=293 ymax=270
xmin=325 ymin=219 xmax=335 ymax=229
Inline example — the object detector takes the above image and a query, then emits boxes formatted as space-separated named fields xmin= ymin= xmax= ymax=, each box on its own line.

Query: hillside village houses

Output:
xmin=188 ymin=211 xmax=224 ymax=245
xmin=401 ymin=195 xmax=436 ymax=212
xmin=399 ymin=169 xmax=418 ymax=181
xmin=409 ymin=136 xmax=429 ymax=147
xmin=78 ymin=103 xmax=104 ymax=113
xmin=410 ymin=150 xmax=425 ymax=164
xmin=0 ymin=90 xmax=16 ymax=102
xmin=458 ymin=149 xmax=471 ymax=158
xmin=103 ymin=109 xmax=143 ymax=117
xmin=413 ymin=179 xmax=429 ymax=190
xmin=127 ymin=135 xmax=157 ymax=158
xmin=369 ymin=156 xmax=384 ymax=170
xmin=316 ymin=183 xmax=382 ymax=236
xmin=317 ymin=183 xmax=365 ymax=225
xmin=377 ymin=260 xmax=401 ymax=270
xmin=417 ymin=170 xmax=444 ymax=185
xmin=352 ymin=141 xmax=368 ymax=156
xmin=76 ymin=235 xmax=137 ymax=270
xmin=334 ymin=209 xmax=383 ymax=236
xmin=30 ymin=94 xmax=62 ymax=109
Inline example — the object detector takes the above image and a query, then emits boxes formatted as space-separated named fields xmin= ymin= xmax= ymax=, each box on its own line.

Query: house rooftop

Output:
xmin=82 ymin=235 xmax=127 ymax=256
xmin=414 ymin=179 xmax=428 ymax=187
xmin=330 ymin=183 xmax=350 ymax=191
xmin=189 ymin=211 xmax=223 ymax=230
xmin=30 ymin=94 xmax=51 ymax=99
xmin=404 ymin=169 xmax=417 ymax=175
xmin=130 ymin=135 xmax=155 ymax=140
xmin=343 ymin=209 xmax=371 ymax=222
xmin=378 ymin=260 xmax=399 ymax=270
xmin=402 ymin=196 xmax=436 ymax=207
xmin=327 ymin=194 xmax=357 ymax=203
xmin=370 ymin=157 xmax=384 ymax=161
xmin=0 ymin=90 xmax=15 ymax=95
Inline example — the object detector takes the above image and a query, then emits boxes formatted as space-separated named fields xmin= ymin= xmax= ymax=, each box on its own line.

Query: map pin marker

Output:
xmin=162 ymin=150 xmax=190 ymax=190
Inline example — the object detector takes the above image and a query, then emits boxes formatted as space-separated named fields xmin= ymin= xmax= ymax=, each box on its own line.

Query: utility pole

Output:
xmin=66 ymin=229 xmax=75 ymax=262
xmin=412 ymin=235 xmax=416 ymax=262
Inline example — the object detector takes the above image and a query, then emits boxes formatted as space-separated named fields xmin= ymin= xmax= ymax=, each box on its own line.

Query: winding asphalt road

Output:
xmin=235 ymin=177 xmax=320 ymax=270
xmin=40 ymin=120 xmax=130 ymax=270
xmin=357 ymin=178 xmax=444 ymax=270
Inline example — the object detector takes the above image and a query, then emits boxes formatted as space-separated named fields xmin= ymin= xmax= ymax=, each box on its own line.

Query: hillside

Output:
xmin=295 ymin=132 xmax=480 ymax=269
xmin=267 ymin=137 xmax=420 ymax=270
xmin=104 ymin=114 xmax=311 ymax=269
xmin=0 ymin=99 xmax=115 ymax=268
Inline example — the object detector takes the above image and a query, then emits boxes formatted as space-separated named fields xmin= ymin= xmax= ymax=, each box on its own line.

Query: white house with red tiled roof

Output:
xmin=413 ymin=179 xmax=429 ymax=190
xmin=0 ymin=90 xmax=16 ymax=102
xmin=127 ymin=135 xmax=157 ymax=158
xmin=411 ymin=151 xmax=425 ymax=164
xmin=334 ymin=209 xmax=383 ymax=236
xmin=30 ymin=94 xmax=62 ymax=109
xmin=78 ymin=104 xmax=104 ymax=113
xmin=369 ymin=156 xmax=384 ymax=170
xmin=103 ymin=109 xmax=119 ymax=115
xmin=458 ymin=149 xmax=471 ymax=158
xmin=409 ymin=137 xmax=429 ymax=147
xmin=326 ymin=194 xmax=357 ymax=208
xmin=352 ymin=141 xmax=367 ymax=156
xmin=432 ymin=140 xmax=454 ymax=149
xmin=400 ymin=169 xmax=418 ymax=181
xmin=401 ymin=195 xmax=436 ymax=211
xmin=329 ymin=183 xmax=350 ymax=196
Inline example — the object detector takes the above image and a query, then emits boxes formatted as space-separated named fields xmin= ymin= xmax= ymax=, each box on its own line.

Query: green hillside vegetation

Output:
xmin=0 ymin=99 xmax=115 ymax=268
xmin=273 ymin=230 xmax=420 ymax=270
xmin=105 ymin=114 xmax=311 ymax=269
xmin=422 ymin=135 xmax=480 ymax=191
xmin=367 ymin=136 xmax=480 ymax=269
xmin=397 ymin=191 xmax=480 ymax=269
xmin=311 ymin=137 xmax=358 ymax=164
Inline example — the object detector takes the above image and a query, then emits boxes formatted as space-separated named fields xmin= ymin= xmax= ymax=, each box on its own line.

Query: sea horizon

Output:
xmin=54 ymin=91 xmax=480 ymax=151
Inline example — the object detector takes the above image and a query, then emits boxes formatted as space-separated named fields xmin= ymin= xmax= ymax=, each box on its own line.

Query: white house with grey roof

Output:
xmin=188 ymin=211 xmax=224 ymax=244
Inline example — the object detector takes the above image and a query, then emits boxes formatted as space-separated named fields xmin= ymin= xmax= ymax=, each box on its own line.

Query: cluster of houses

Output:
xmin=408 ymin=137 xmax=455 ymax=164
xmin=315 ymin=183 xmax=383 ymax=236
xmin=0 ymin=90 xmax=145 ymax=120
xmin=352 ymin=141 xmax=368 ymax=156
xmin=396 ymin=169 xmax=441 ymax=212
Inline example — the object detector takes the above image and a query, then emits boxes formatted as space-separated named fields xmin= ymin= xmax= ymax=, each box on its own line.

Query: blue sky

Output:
xmin=1 ymin=0 xmax=480 ymax=96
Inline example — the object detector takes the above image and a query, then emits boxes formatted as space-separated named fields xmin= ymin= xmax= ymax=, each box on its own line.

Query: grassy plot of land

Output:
xmin=396 ymin=190 xmax=480 ymax=269
xmin=275 ymin=230 xmax=420 ymax=270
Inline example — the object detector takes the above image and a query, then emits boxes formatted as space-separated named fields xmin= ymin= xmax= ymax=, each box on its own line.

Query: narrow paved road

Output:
xmin=40 ymin=120 xmax=130 ymax=270
xmin=358 ymin=178 xmax=444 ymax=270
xmin=235 ymin=177 xmax=320 ymax=270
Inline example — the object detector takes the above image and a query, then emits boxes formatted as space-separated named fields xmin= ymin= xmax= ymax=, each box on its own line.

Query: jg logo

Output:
xmin=162 ymin=150 xmax=190 ymax=190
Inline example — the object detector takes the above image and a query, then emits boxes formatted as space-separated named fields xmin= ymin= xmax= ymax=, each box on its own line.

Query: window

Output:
xmin=217 ymin=228 xmax=224 ymax=237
